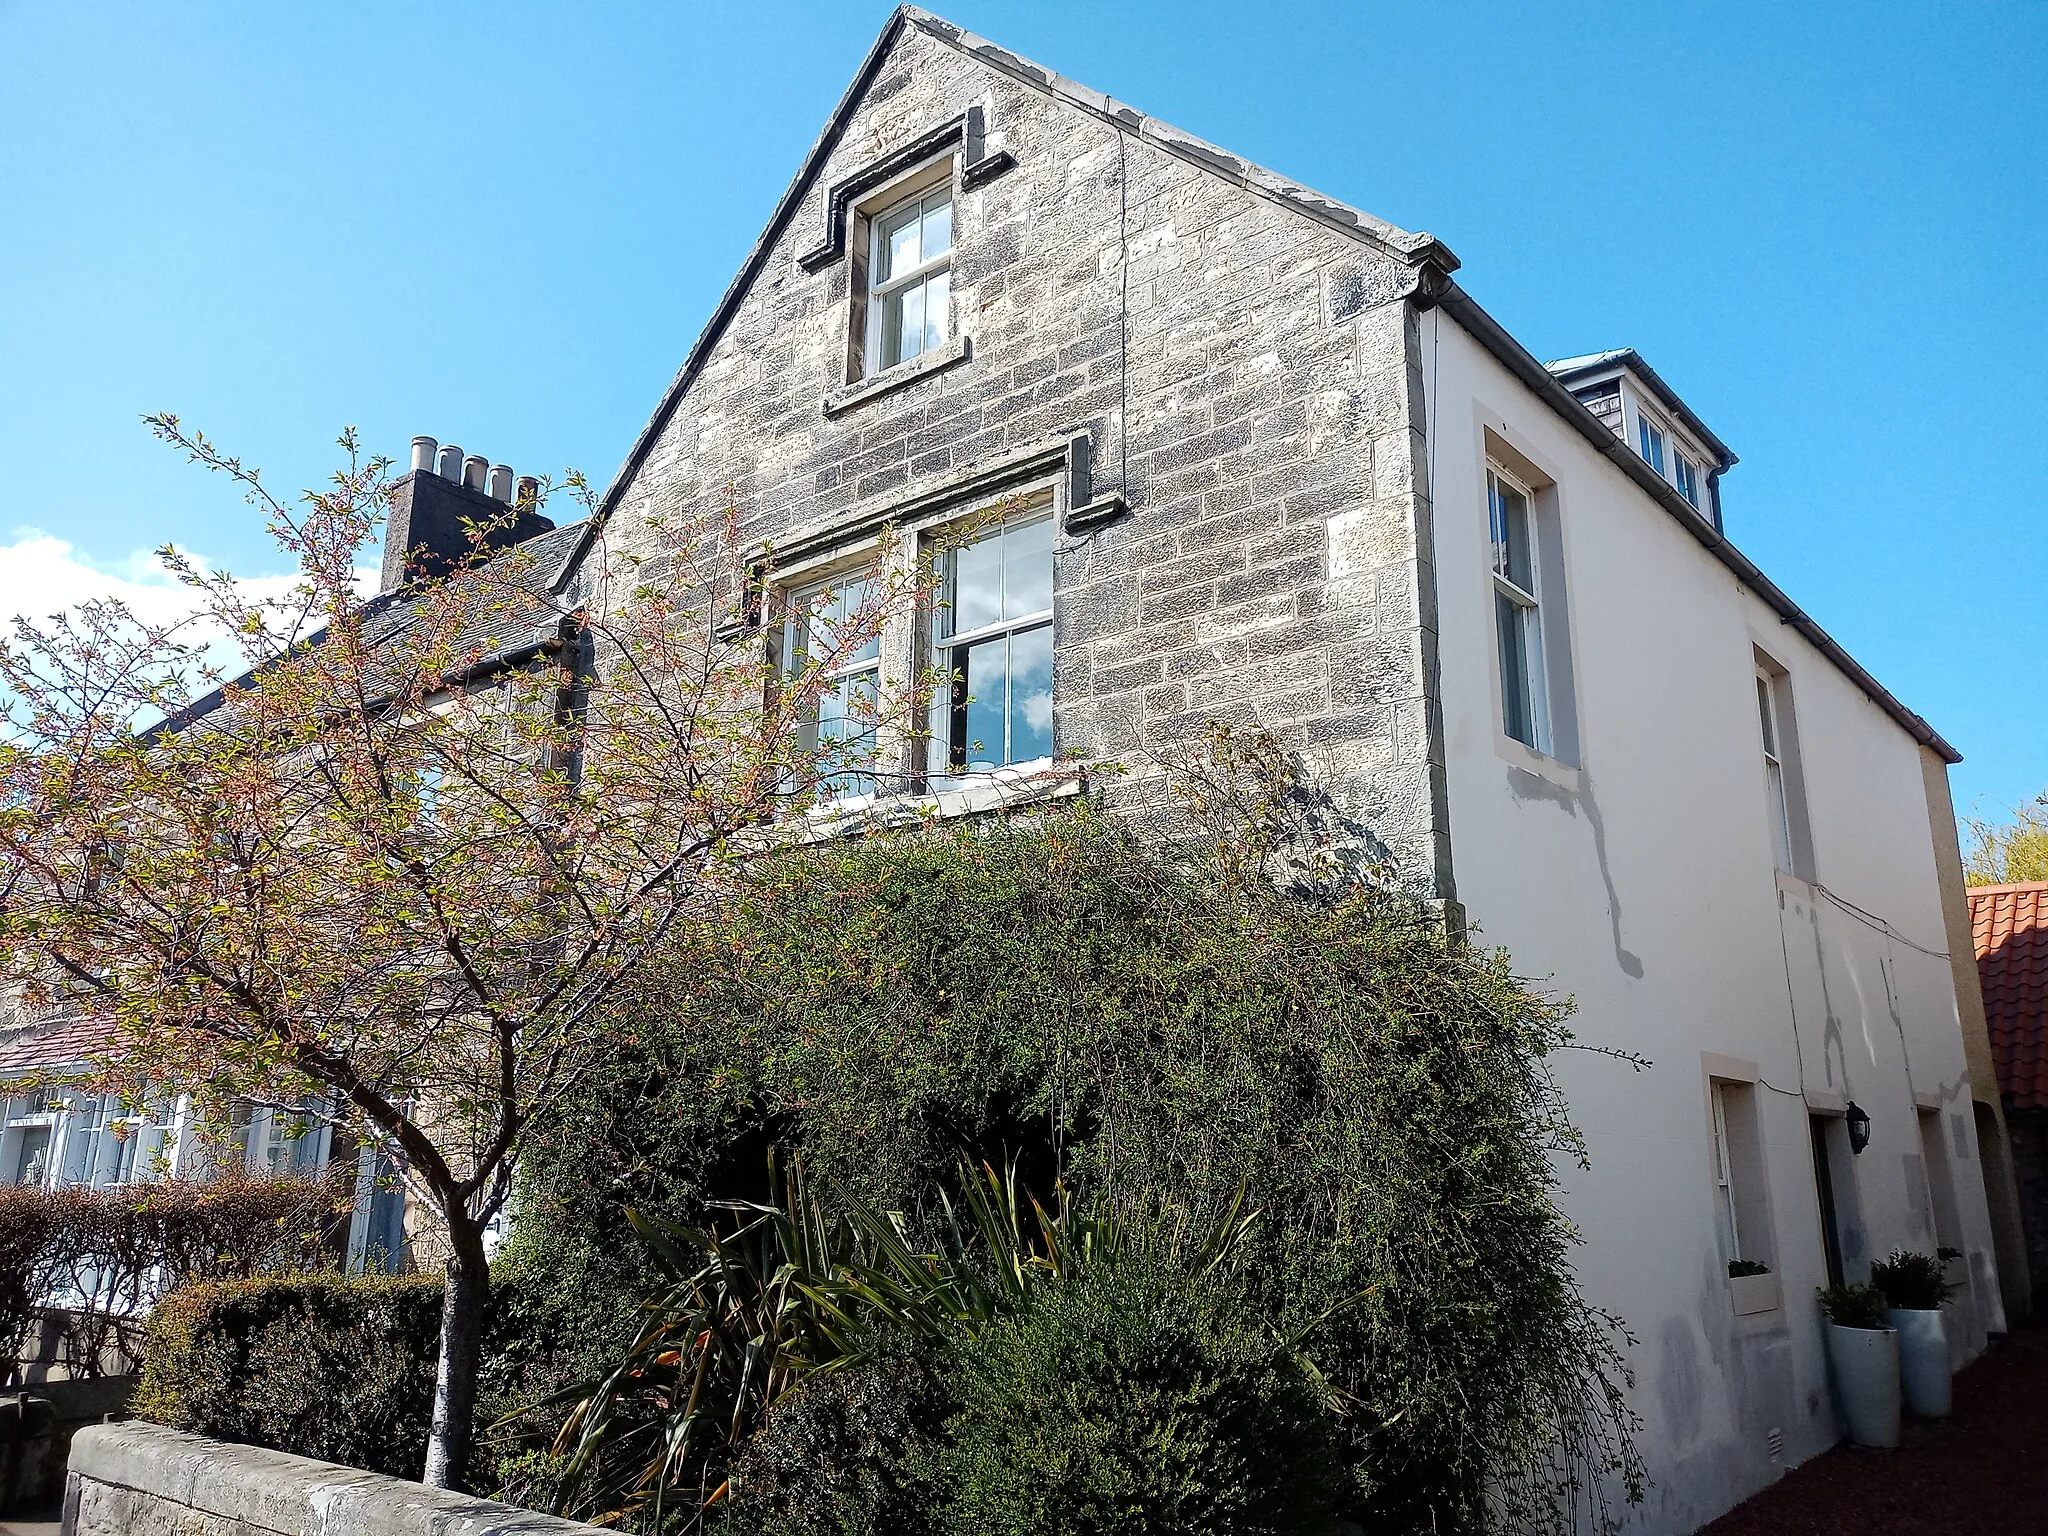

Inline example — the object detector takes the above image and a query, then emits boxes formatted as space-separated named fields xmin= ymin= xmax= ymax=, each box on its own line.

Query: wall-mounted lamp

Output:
xmin=1845 ymin=1101 xmax=1872 ymax=1155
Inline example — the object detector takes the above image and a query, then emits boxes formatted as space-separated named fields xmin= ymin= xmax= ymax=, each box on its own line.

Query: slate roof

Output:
xmin=1969 ymin=882 xmax=2048 ymax=1110
xmin=154 ymin=518 xmax=589 ymax=737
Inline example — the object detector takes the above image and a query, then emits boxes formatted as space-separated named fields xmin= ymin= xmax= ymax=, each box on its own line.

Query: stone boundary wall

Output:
xmin=63 ymin=1422 xmax=605 ymax=1536
xmin=2 ymin=1375 xmax=133 ymax=1518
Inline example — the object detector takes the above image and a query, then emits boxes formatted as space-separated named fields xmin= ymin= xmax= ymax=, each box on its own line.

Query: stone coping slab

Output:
xmin=64 ymin=1422 xmax=604 ymax=1536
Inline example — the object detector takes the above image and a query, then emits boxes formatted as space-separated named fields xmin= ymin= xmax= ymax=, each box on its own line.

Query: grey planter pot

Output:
xmin=1824 ymin=1322 xmax=1900 ymax=1448
xmin=1887 ymin=1306 xmax=1952 ymax=1418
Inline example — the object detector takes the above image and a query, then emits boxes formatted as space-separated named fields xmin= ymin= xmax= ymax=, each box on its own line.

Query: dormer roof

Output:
xmin=1547 ymin=348 xmax=1736 ymax=473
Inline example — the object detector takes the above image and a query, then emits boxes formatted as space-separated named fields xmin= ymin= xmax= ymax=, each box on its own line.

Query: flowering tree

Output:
xmin=0 ymin=420 xmax=923 ymax=1487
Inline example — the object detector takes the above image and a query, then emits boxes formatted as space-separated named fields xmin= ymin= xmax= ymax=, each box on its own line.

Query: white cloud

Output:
xmin=0 ymin=527 xmax=374 ymax=689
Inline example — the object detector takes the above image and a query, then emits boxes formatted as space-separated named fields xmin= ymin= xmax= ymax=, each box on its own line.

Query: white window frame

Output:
xmin=3 ymin=1095 xmax=58 ymax=1188
xmin=1637 ymin=413 xmax=1668 ymax=476
xmin=239 ymin=1099 xmax=330 ymax=1179
xmin=782 ymin=567 xmax=886 ymax=803
xmin=1711 ymin=1082 xmax=1743 ymax=1262
xmin=865 ymin=181 xmax=953 ymax=378
xmin=1488 ymin=465 xmax=1551 ymax=755
xmin=1757 ymin=667 xmax=1796 ymax=874
xmin=928 ymin=504 xmax=1056 ymax=780
xmin=1672 ymin=449 xmax=1700 ymax=508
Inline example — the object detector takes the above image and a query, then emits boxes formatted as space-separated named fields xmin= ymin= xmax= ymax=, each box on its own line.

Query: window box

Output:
xmin=1730 ymin=1270 xmax=1781 ymax=1316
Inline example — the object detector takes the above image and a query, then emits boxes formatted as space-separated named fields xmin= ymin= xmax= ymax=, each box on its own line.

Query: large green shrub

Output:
xmin=135 ymin=1273 xmax=443 ymax=1477
xmin=926 ymin=1256 xmax=1337 ymax=1536
xmin=503 ymin=787 xmax=1643 ymax=1533
xmin=544 ymin=1156 xmax=1276 ymax=1532
xmin=722 ymin=1349 xmax=947 ymax=1536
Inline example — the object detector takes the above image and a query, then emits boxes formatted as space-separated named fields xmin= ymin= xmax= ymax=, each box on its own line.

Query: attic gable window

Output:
xmin=868 ymin=183 xmax=953 ymax=374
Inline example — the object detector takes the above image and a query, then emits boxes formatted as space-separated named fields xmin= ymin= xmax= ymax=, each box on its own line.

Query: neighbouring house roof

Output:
xmin=0 ymin=1016 xmax=119 ymax=1077
xmin=1969 ymin=882 xmax=2048 ymax=1110
xmin=152 ymin=517 xmax=589 ymax=737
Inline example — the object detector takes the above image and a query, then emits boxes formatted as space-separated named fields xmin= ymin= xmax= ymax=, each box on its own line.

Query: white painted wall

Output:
xmin=1421 ymin=312 xmax=2001 ymax=1534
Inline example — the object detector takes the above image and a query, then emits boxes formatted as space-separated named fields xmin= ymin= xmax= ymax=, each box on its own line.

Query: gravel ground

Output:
xmin=1700 ymin=1324 xmax=2048 ymax=1535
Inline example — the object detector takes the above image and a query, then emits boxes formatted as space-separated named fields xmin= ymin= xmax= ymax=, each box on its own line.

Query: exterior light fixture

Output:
xmin=1845 ymin=1102 xmax=1872 ymax=1155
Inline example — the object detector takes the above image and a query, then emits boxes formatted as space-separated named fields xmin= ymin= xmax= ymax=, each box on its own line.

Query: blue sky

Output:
xmin=3 ymin=2 xmax=2043 ymax=816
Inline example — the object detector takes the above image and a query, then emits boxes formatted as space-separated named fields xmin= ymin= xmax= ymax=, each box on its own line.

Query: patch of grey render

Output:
xmin=1505 ymin=765 xmax=1645 ymax=979
xmin=1649 ymin=1262 xmax=1798 ymax=1536
xmin=1808 ymin=902 xmax=1852 ymax=1096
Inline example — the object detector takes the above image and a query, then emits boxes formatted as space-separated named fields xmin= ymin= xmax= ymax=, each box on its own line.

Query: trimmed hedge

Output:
xmin=135 ymin=1273 xmax=444 ymax=1478
xmin=1 ymin=1173 xmax=345 ymax=1383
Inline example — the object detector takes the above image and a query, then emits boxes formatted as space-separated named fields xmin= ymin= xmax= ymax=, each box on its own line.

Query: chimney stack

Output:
xmin=380 ymin=433 xmax=557 ymax=594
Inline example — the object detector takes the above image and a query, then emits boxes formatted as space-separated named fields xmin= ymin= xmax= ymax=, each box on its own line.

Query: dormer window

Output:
xmin=1636 ymin=407 xmax=1711 ymax=512
xmin=1673 ymin=451 xmax=1700 ymax=509
xmin=1547 ymin=351 xmax=1729 ymax=530
xmin=868 ymin=183 xmax=953 ymax=374
xmin=1637 ymin=415 xmax=1667 ymax=476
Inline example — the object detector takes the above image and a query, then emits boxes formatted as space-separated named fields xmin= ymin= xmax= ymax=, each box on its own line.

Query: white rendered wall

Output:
xmin=1421 ymin=313 xmax=2001 ymax=1534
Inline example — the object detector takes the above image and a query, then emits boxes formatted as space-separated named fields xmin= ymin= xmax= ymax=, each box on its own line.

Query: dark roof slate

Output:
xmin=154 ymin=518 xmax=588 ymax=737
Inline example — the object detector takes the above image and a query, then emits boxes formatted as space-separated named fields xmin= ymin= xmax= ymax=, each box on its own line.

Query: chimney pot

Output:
xmin=516 ymin=475 xmax=540 ymax=507
xmin=462 ymin=455 xmax=488 ymax=492
xmin=410 ymin=436 xmax=438 ymax=474
xmin=436 ymin=444 xmax=463 ymax=481
xmin=487 ymin=464 xmax=514 ymax=502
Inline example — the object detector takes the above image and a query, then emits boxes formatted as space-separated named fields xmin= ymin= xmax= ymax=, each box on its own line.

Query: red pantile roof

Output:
xmin=0 ymin=1016 xmax=121 ymax=1075
xmin=1971 ymin=882 xmax=2048 ymax=1110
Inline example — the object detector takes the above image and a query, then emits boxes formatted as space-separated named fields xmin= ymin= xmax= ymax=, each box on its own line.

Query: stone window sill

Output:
xmin=782 ymin=762 xmax=1085 ymax=847
xmin=823 ymin=335 xmax=971 ymax=417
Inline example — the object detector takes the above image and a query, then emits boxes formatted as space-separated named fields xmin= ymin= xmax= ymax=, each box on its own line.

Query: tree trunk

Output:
xmin=421 ymin=1217 xmax=490 ymax=1490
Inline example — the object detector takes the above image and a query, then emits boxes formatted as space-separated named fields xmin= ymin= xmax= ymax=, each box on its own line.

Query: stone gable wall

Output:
xmin=595 ymin=23 xmax=1449 ymax=888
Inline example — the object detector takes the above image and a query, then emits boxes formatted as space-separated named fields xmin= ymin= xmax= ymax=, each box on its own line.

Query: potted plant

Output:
xmin=1870 ymin=1250 xmax=1956 ymax=1417
xmin=1817 ymin=1283 xmax=1900 ymax=1448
